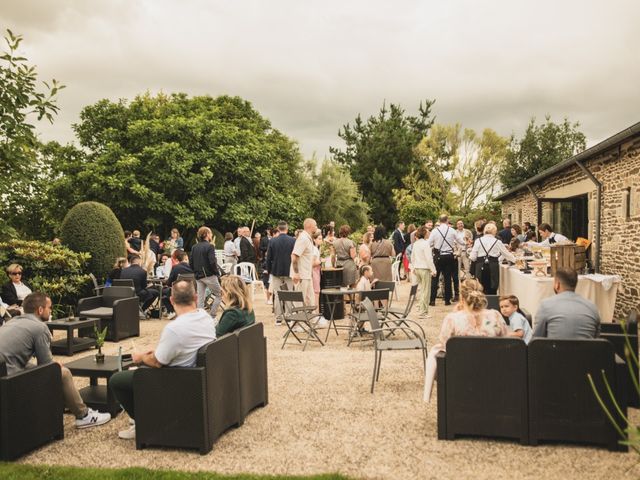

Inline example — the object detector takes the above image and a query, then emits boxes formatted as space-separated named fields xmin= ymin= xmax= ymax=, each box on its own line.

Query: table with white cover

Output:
xmin=499 ymin=264 xmax=621 ymax=324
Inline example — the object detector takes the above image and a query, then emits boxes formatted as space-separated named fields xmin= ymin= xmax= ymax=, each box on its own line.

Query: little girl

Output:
xmin=356 ymin=265 xmax=378 ymax=292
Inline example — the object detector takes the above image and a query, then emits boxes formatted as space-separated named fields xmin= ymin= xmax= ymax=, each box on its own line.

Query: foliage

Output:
xmin=0 ymin=463 xmax=352 ymax=480
xmin=499 ymin=116 xmax=586 ymax=190
xmin=0 ymin=239 xmax=90 ymax=315
xmin=59 ymin=202 xmax=125 ymax=281
xmin=0 ymin=28 xmax=64 ymax=238
xmin=331 ymin=100 xmax=435 ymax=228
xmin=43 ymin=92 xmax=315 ymax=238
xmin=312 ymin=160 xmax=369 ymax=231
xmin=94 ymin=325 xmax=108 ymax=348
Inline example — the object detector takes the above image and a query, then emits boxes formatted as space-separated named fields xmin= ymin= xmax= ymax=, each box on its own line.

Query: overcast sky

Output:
xmin=3 ymin=0 xmax=639 ymax=159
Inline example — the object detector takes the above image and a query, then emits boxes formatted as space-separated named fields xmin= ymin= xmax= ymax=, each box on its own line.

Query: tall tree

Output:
xmin=44 ymin=92 xmax=315 ymax=238
xmin=331 ymin=100 xmax=435 ymax=228
xmin=313 ymin=159 xmax=369 ymax=230
xmin=0 ymin=29 xmax=64 ymax=238
xmin=499 ymin=116 xmax=586 ymax=190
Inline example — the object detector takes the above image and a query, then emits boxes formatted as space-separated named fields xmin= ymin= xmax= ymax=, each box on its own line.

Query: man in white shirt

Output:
xmin=428 ymin=215 xmax=465 ymax=306
xmin=529 ymin=223 xmax=569 ymax=246
xmin=291 ymin=218 xmax=317 ymax=306
xmin=110 ymin=280 xmax=216 ymax=440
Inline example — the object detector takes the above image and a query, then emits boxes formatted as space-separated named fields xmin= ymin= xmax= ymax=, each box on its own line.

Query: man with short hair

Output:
xmin=162 ymin=249 xmax=193 ymax=318
xmin=530 ymin=223 xmax=569 ymax=246
xmin=110 ymin=280 xmax=216 ymax=439
xmin=533 ymin=267 xmax=600 ymax=339
xmin=497 ymin=218 xmax=512 ymax=244
xmin=428 ymin=215 xmax=465 ymax=306
xmin=190 ymin=226 xmax=222 ymax=317
xmin=291 ymin=218 xmax=317 ymax=306
xmin=392 ymin=222 xmax=406 ymax=257
xmin=265 ymin=221 xmax=296 ymax=325
xmin=239 ymin=227 xmax=257 ymax=264
xmin=0 ymin=292 xmax=111 ymax=429
xmin=120 ymin=254 xmax=159 ymax=311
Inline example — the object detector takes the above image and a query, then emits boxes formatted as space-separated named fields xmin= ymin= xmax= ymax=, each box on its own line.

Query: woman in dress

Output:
xmin=424 ymin=278 xmax=509 ymax=401
xmin=223 ymin=232 xmax=238 ymax=269
xmin=311 ymin=229 xmax=323 ymax=314
xmin=369 ymin=226 xmax=395 ymax=282
xmin=358 ymin=232 xmax=372 ymax=266
xmin=333 ymin=225 xmax=357 ymax=288
xmin=1 ymin=263 xmax=32 ymax=308
xmin=216 ymin=275 xmax=256 ymax=336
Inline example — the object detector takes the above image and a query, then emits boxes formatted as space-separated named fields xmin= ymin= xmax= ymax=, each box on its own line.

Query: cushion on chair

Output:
xmin=79 ymin=307 xmax=113 ymax=318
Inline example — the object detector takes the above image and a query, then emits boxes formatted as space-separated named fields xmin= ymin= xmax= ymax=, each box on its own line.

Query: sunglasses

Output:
xmin=9 ymin=271 xmax=22 ymax=275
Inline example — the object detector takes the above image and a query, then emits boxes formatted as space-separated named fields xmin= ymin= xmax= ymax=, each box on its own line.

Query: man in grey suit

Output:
xmin=533 ymin=267 xmax=600 ymax=339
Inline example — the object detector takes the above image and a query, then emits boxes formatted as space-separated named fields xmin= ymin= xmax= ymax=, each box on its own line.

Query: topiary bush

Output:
xmin=60 ymin=202 xmax=125 ymax=281
xmin=0 ymin=240 xmax=91 ymax=317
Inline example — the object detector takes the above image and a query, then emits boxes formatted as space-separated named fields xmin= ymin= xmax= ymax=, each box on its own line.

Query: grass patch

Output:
xmin=0 ymin=464 xmax=351 ymax=480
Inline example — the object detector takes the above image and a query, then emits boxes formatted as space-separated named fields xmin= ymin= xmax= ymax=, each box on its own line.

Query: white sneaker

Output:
xmin=118 ymin=424 xmax=136 ymax=439
xmin=266 ymin=299 xmax=273 ymax=305
xmin=167 ymin=312 xmax=177 ymax=320
xmin=316 ymin=316 xmax=330 ymax=328
xmin=76 ymin=408 xmax=111 ymax=429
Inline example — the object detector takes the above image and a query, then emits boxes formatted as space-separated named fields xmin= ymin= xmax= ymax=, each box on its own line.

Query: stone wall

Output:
xmin=500 ymin=134 xmax=640 ymax=319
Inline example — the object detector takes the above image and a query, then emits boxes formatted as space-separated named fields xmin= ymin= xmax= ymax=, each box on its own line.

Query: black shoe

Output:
xmin=452 ymin=296 xmax=459 ymax=302
xmin=429 ymin=301 xmax=436 ymax=307
xmin=444 ymin=301 xmax=452 ymax=306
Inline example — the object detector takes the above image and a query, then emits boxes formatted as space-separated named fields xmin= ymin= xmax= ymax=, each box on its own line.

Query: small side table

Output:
xmin=65 ymin=355 xmax=134 ymax=417
xmin=47 ymin=318 xmax=99 ymax=356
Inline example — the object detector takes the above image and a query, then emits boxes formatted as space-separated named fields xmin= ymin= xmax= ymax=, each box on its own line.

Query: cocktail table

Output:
xmin=65 ymin=355 xmax=133 ymax=417
xmin=47 ymin=317 xmax=99 ymax=356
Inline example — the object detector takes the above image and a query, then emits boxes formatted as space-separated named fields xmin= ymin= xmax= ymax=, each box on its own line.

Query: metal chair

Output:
xmin=362 ymin=297 xmax=427 ymax=393
xmin=375 ymin=280 xmax=397 ymax=305
xmin=348 ymin=289 xmax=391 ymax=346
xmin=278 ymin=290 xmax=324 ymax=351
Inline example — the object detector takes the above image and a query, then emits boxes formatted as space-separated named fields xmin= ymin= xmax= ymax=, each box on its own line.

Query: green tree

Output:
xmin=312 ymin=159 xmax=369 ymax=230
xmin=44 ymin=92 xmax=314 ymax=239
xmin=499 ymin=116 xmax=586 ymax=190
xmin=0 ymin=29 xmax=64 ymax=238
xmin=331 ymin=100 xmax=435 ymax=228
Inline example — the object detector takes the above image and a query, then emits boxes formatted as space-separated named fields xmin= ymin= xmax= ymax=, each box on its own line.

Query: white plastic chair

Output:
xmin=233 ymin=262 xmax=264 ymax=299
xmin=389 ymin=260 xmax=401 ymax=300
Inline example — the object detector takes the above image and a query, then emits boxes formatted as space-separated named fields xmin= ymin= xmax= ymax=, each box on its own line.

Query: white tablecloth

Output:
xmin=499 ymin=265 xmax=621 ymax=324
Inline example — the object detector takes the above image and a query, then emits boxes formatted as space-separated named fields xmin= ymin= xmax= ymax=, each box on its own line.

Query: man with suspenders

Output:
xmin=428 ymin=215 xmax=465 ymax=306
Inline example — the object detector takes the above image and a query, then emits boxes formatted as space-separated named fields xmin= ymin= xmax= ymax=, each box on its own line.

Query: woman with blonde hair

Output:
xmin=423 ymin=278 xmax=508 ymax=401
xmin=358 ymin=232 xmax=372 ymax=266
xmin=1 ymin=263 xmax=32 ymax=308
xmin=216 ymin=275 xmax=256 ymax=336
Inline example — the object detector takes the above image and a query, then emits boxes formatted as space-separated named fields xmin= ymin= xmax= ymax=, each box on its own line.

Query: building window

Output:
xmin=626 ymin=187 xmax=632 ymax=220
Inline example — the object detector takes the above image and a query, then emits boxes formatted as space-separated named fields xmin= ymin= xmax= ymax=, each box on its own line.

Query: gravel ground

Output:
xmin=19 ymin=282 xmax=640 ymax=479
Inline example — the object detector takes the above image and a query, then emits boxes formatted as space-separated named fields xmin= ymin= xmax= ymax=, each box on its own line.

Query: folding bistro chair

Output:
xmin=278 ymin=290 xmax=324 ymax=351
xmin=348 ymin=289 xmax=390 ymax=346
xmin=362 ymin=297 xmax=427 ymax=393
xmin=383 ymin=283 xmax=419 ymax=337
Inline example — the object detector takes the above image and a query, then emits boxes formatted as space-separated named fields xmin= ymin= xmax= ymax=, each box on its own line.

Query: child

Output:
xmin=499 ymin=295 xmax=533 ymax=344
xmin=356 ymin=265 xmax=378 ymax=292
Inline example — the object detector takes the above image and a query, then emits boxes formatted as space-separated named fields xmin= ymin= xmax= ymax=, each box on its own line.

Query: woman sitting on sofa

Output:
xmin=215 ymin=275 xmax=256 ymax=337
xmin=1 ymin=263 xmax=32 ymax=309
xmin=423 ymin=278 xmax=508 ymax=402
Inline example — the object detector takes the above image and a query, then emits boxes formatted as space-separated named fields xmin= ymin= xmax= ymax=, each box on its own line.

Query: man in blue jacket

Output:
xmin=265 ymin=221 xmax=296 ymax=325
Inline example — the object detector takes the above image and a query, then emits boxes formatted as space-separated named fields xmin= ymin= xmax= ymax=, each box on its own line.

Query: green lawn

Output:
xmin=0 ymin=464 xmax=351 ymax=480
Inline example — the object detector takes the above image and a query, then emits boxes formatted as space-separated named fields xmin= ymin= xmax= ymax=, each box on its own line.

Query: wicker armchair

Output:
xmin=77 ymin=286 xmax=140 ymax=341
xmin=0 ymin=361 xmax=63 ymax=460
xmin=236 ymin=323 xmax=268 ymax=422
xmin=133 ymin=333 xmax=241 ymax=454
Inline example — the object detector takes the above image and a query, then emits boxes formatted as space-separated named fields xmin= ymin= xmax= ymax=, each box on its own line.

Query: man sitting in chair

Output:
xmin=0 ymin=292 xmax=111 ymax=429
xmin=120 ymin=254 xmax=159 ymax=312
xmin=110 ymin=280 xmax=216 ymax=440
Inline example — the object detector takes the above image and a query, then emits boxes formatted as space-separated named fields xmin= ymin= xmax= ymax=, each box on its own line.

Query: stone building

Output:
xmin=496 ymin=121 xmax=640 ymax=318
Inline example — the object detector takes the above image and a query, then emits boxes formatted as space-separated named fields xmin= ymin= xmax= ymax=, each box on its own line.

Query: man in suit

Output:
xmin=265 ymin=221 xmax=296 ymax=325
xmin=162 ymin=249 xmax=194 ymax=318
xmin=238 ymin=227 xmax=257 ymax=264
xmin=120 ymin=254 xmax=159 ymax=311
xmin=497 ymin=218 xmax=512 ymax=244
xmin=392 ymin=222 xmax=406 ymax=258
xmin=189 ymin=226 xmax=222 ymax=317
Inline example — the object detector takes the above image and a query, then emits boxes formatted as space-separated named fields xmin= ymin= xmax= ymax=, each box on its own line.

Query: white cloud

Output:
xmin=2 ymin=0 xmax=639 ymax=157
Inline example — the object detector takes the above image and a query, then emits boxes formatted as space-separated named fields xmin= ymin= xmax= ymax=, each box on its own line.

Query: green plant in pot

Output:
xmin=94 ymin=326 xmax=108 ymax=363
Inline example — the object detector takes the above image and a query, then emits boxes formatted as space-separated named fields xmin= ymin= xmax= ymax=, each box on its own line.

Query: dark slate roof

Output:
xmin=495 ymin=121 xmax=640 ymax=201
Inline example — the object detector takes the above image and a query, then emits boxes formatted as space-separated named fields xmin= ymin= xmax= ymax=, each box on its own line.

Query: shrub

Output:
xmin=0 ymin=240 xmax=90 ymax=316
xmin=60 ymin=202 xmax=125 ymax=281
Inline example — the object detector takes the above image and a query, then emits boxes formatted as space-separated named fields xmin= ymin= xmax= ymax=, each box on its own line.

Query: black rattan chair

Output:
xmin=236 ymin=323 xmax=268 ymax=422
xmin=133 ymin=333 xmax=241 ymax=454
xmin=528 ymin=338 xmax=627 ymax=451
xmin=0 ymin=361 xmax=64 ymax=460
xmin=77 ymin=286 xmax=140 ymax=341
xmin=436 ymin=337 xmax=528 ymax=444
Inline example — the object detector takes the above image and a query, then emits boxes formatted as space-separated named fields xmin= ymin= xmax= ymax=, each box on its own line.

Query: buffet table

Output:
xmin=499 ymin=264 xmax=621 ymax=323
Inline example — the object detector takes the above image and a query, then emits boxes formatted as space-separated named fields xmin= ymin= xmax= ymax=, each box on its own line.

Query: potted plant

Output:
xmin=94 ymin=326 xmax=108 ymax=363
